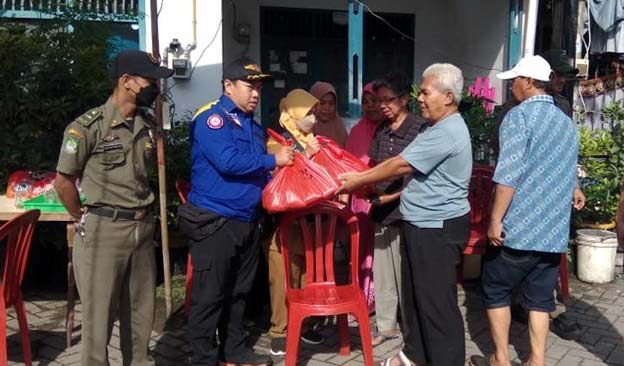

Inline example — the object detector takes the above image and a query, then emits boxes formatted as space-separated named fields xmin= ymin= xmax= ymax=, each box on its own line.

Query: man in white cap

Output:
xmin=469 ymin=55 xmax=579 ymax=366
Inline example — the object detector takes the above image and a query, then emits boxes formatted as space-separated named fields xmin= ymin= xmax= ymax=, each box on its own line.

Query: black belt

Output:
xmin=87 ymin=206 xmax=149 ymax=221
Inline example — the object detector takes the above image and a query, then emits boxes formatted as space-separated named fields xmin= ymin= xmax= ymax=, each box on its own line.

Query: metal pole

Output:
xmin=150 ymin=0 xmax=173 ymax=317
xmin=348 ymin=0 xmax=363 ymax=123
xmin=523 ymin=0 xmax=539 ymax=57
xmin=508 ymin=0 xmax=524 ymax=69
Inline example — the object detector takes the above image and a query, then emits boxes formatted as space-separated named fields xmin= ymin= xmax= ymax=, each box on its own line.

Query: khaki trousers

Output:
xmin=263 ymin=228 xmax=305 ymax=338
xmin=373 ymin=224 xmax=403 ymax=332
xmin=73 ymin=212 xmax=156 ymax=366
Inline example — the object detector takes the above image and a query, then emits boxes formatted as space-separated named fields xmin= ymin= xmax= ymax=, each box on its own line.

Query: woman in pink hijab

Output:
xmin=345 ymin=83 xmax=385 ymax=315
xmin=345 ymin=82 xmax=384 ymax=163
xmin=309 ymin=81 xmax=348 ymax=147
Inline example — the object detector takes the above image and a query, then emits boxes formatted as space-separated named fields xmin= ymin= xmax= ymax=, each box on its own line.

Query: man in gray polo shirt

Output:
xmin=340 ymin=63 xmax=471 ymax=366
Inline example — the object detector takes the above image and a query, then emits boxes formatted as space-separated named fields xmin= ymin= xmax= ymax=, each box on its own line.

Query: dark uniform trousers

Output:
xmin=188 ymin=217 xmax=260 ymax=365
xmin=73 ymin=212 xmax=156 ymax=366
xmin=400 ymin=214 xmax=469 ymax=366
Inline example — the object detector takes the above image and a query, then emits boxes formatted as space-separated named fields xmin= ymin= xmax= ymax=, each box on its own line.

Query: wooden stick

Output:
xmin=150 ymin=0 xmax=172 ymax=317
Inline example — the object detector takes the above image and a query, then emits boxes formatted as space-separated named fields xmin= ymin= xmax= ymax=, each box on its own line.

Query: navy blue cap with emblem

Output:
xmin=222 ymin=57 xmax=272 ymax=82
xmin=111 ymin=50 xmax=174 ymax=80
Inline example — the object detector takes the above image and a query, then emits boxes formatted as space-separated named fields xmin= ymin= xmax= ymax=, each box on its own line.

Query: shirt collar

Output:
xmin=383 ymin=113 xmax=416 ymax=138
xmin=220 ymin=94 xmax=253 ymax=118
xmin=105 ymin=97 xmax=141 ymax=130
xmin=523 ymin=94 xmax=554 ymax=105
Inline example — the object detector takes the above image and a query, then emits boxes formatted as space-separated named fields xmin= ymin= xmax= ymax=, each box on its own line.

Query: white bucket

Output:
xmin=576 ymin=229 xmax=618 ymax=284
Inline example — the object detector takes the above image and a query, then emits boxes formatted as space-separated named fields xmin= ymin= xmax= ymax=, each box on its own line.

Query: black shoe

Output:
xmin=551 ymin=313 xmax=584 ymax=341
xmin=469 ymin=355 xmax=491 ymax=366
xmin=300 ymin=329 xmax=324 ymax=345
xmin=219 ymin=350 xmax=273 ymax=366
xmin=270 ymin=337 xmax=286 ymax=356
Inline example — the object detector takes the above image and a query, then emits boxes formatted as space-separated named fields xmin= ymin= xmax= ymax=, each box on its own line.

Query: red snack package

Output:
xmin=6 ymin=170 xmax=56 ymax=198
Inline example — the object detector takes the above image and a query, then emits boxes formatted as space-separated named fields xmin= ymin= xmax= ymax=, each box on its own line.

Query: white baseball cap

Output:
xmin=497 ymin=55 xmax=552 ymax=82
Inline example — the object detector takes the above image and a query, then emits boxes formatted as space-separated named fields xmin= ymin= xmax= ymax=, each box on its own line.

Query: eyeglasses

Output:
xmin=379 ymin=96 xmax=400 ymax=105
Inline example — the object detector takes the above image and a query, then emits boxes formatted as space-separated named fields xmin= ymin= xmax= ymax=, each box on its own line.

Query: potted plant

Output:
xmin=576 ymin=101 xmax=624 ymax=229
xmin=574 ymin=101 xmax=624 ymax=283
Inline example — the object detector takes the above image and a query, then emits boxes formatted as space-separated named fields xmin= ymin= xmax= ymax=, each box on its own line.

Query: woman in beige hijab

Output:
xmin=309 ymin=81 xmax=348 ymax=147
xmin=265 ymin=89 xmax=326 ymax=355
xmin=268 ymin=89 xmax=320 ymax=157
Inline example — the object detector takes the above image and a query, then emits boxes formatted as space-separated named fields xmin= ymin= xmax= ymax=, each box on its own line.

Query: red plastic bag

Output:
xmin=311 ymin=136 xmax=373 ymax=197
xmin=267 ymin=128 xmax=289 ymax=146
xmin=311 ymin=136 xmax=369 ymax=179
xmin=263 ymin=129 xmax=340 ymax=213
xmin=6 ymin=170 xmax=56 ymax=199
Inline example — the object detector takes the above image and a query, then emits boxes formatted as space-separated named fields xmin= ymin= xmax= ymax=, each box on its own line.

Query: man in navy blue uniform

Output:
xmin=184 ymin=58 xmax=293 ymax=366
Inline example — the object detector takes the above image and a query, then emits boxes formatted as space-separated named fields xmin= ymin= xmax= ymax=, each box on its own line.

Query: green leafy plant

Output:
xmin=0 ymin=15 xmax=114 ymax=191
xmin=459 ymin=93 xmax=496 ymax=165
xmin=407 ymin=83 xmax=421 ymax=116
xmin=160 ymin=115 xmax=192 ymax=227
xmin=576 ymin=101 xmax=624 ymax=225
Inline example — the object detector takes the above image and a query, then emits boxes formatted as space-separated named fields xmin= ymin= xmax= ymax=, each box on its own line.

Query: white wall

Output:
xmin=445 ymin=1 xmax=509 ymax=103
xmin=144 ymin=0 xmax=223 ymax=120
xmin=141 ymin=0 xmax=509 ymax=117
xmin=221 ymin=0 xmax=509 ymax=103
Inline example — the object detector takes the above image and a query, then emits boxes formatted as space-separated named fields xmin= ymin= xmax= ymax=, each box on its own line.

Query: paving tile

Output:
xmin=607 ymin=350 xmax=624 ymax=365
xmin=556 ymin=354 xmax=583 ymax=366
xmin=7 ymin=278 xmax=624 ymax=365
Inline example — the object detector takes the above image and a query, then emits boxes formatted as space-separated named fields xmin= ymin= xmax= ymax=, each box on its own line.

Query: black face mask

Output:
xmin=135 ymin=83 xmax=160 ymax=107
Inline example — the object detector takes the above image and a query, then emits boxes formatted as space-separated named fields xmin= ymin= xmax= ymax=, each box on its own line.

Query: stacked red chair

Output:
xmin=278 ymin=201 xmax=373 ymax=366
xmin=0 ymin=209 xmax=41 ymax=366
xmin=459 ymin=165 xmax=495 ymax=284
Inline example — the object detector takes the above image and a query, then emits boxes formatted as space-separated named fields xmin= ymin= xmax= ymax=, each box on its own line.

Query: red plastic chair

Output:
xmin=465 ymin=165 xmax=495 ymax=255
xmin=174 ymin=179 xmax=193 ymax=318
xmin=459 ymin=165 xmax=495 ymax=284
xmin=459 ymin=166 xmax=570 ymax=301
xmin=559 ymin=253 xmax=569 ymax=303
xmin=0 ymin=209 xmax=41 ymax=366
xmin=278 ymin=201 xmax=374 ymax=366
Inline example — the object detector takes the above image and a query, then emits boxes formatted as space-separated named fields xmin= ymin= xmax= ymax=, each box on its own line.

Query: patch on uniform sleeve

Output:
xmin=207 ymin=114 xmax=224 ymax=129
xmin=68 ymin=128 xmax=84 ymax=139
xmin=64 ymin=136 xmax=80 ymax=154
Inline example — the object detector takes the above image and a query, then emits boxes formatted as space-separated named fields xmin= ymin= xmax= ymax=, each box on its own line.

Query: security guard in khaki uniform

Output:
xmin=54 ymin=50 xmax=174 ymax=366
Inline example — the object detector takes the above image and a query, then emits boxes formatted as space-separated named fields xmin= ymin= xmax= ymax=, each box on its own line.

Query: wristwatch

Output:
xmin=369 ymin=194 xmax=382 ymax=205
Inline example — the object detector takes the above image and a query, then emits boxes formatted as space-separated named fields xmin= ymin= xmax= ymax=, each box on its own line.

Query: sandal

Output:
xmin=380 ymin=351 xmax=416 ymax=366
xmin=219 ymin=351 xmax=273 ymax=366
xmin=468 ymin=355 xmax=509 ymax=366
xmin=219 ymin=361 xmax=273 ymax=366
xmin=469 ymin=355 xmax=492 ymax=366
xmin=371 ymin=331 xmax=400 ymax=346
xmin=348 ymin=313 xmax=359 ymax=327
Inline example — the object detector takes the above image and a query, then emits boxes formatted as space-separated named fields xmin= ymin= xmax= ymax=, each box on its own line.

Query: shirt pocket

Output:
xmin=99 ymin=151 xmax=126 ymax=170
